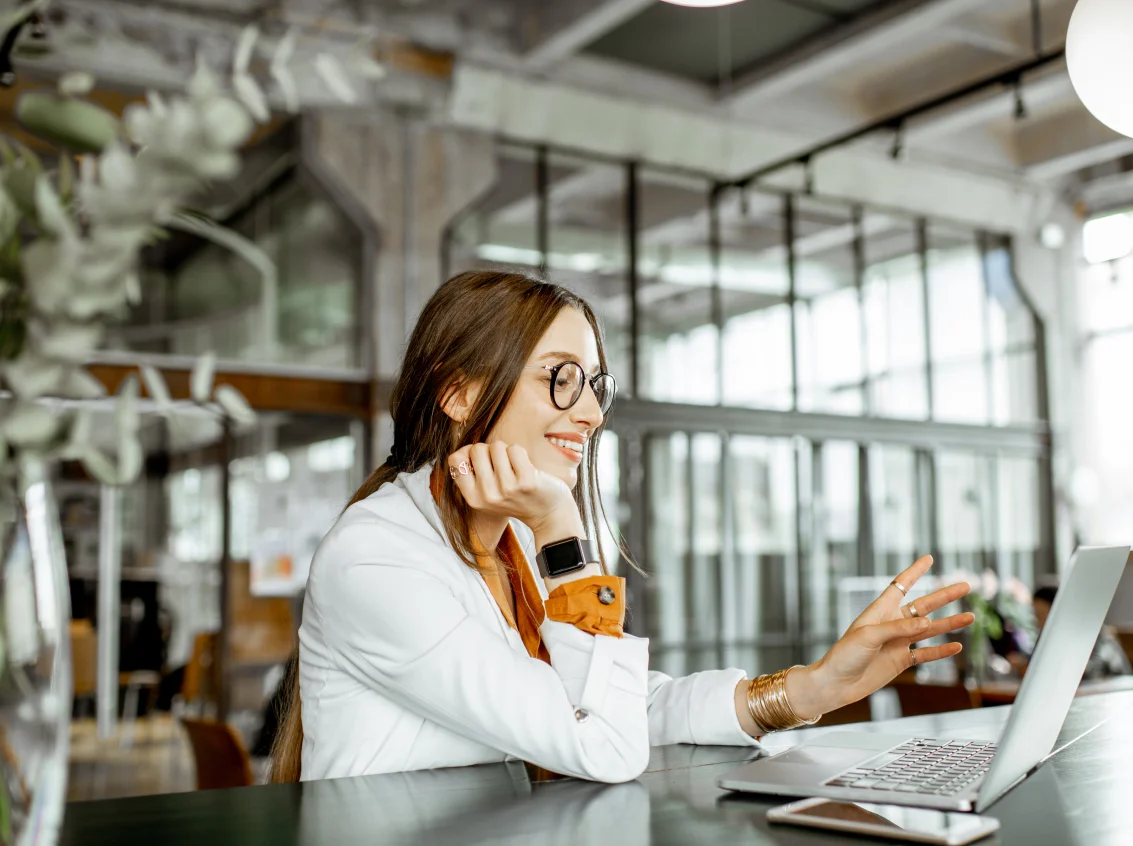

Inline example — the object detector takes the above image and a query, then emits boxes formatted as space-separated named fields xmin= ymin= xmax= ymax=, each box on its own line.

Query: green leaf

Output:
xmin=15 ymin=92 xmax=121 ymax=155
xmin=189 ymin=351 xmax=216 ymax=404
xmin=168 ymin=210 xmax=277 ymax=307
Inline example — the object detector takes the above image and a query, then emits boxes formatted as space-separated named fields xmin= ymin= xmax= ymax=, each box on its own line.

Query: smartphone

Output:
xmin=767 ymin=798 xmax=999 ymax=845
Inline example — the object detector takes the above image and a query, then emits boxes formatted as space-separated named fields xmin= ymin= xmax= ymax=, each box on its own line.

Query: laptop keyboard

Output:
xmin=823 ymin=738 xmax=997 ymax=796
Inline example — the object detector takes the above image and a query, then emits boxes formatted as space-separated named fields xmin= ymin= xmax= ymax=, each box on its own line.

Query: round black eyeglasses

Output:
xmin=539 ymin=362 xmax=617 ymax=415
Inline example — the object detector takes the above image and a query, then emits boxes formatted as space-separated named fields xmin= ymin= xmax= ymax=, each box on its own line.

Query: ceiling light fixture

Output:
xmin=660 ymin=1 xmax=748 ymax=7
xmin=1067 ymin=0 xmax=1133 ymax=138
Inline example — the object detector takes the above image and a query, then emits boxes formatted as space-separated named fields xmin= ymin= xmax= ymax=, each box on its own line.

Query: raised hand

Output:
xmin=789 ymin=555 xmax=974 ymax=719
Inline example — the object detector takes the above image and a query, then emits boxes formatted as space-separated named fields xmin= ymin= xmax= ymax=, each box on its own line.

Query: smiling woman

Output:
xmin=269 ymin=269 xmax=973 ymax=785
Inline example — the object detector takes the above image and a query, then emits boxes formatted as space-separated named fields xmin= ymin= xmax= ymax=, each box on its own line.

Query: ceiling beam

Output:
xmin=722 ymin=0 xmax=988 ymax=114
xmin=1018 ymin=108 xmax=1133 ymax=181
xmin=905 ymin=67 xmax=1073 ymax=143
xmin=522 ymin=0 xmax=654 ymax=70
xmin=449 ymin=62 xmax=1052 ymax=234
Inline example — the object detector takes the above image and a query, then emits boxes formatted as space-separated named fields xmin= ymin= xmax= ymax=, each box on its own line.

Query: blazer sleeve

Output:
xmin=313 ymin=525 xmax=651 ymax=783
xmin=645 ymin=669 xmax=763 ymax=748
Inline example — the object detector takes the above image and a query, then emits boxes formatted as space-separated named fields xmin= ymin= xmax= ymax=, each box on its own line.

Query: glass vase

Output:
xmin=0 ymin=459 xmax=72 ymax=846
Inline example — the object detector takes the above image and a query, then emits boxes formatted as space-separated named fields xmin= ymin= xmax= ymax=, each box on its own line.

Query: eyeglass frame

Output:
xmin=527 ymin=362 xmax=617 ymax=415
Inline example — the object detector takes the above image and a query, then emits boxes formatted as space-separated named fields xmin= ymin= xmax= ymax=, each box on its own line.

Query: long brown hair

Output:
xmin=269 ymin=269 xmax=625 ymax=783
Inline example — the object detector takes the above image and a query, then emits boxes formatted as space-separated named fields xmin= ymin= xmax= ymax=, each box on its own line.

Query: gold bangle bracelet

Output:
xmin=745 ymin=666 xmax=822 ymax=733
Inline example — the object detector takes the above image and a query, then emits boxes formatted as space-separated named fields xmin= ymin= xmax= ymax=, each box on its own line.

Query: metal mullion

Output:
xmin=917 ymin=219 xmax=935 ymax=419
xmin=858 ymin=443 xmax=874 ymax=577
xmin=977 ymin=231 xmax=997 ymax=423
xmin=914 ymin=447 xmax=940 ymax=564
xmin=786 ymin=194 xmax=799 ymax=411
xmin=535 ymin=145 xmax=549 ymax=271
xmin=683 ymin=434 xmax=697 ymax=667
xmin=789 ymin=438 xmax=806 ymax=666
xmin=627 ymin=162 xmax=641 ymax=398
xmin=719 ymin=432 xmax=735 ymax=669
xmin=710 ymin=184 xmax=725 ymax=406
xmin=619 ymin=429 xmax=649 ymax=638
xmin=852 ymin=205 xmax=870 ymax=415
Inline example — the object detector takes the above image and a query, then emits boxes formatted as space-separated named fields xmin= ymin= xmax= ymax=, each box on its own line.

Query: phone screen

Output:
xmin=784 ymin=801 xmax=994 ymax=841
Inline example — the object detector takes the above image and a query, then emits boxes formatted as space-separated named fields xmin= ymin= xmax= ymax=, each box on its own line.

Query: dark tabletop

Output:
xmin=61 ymin=690 xmax=1133 ymax=846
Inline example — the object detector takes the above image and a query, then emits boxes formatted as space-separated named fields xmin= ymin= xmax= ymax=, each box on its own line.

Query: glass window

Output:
xmin=720 ymin=187 xmax=793 ymax=410
xmin=995 ymin=456 xmax=1040 ymax=588
xmin=801 ymin=441 xmax=859 ymax=641
xmin=927 ymin=226 xmax=989 ymax=424
xmin=639 ymin=171 xmax=719 ymax=405
xmin=110 ymin=159 xmax=366 ymax=370
xmin=447 ymin=143 xmax=541 ymax=278
xmin=792 ymin=198 xmax=864 ymax=415
xmin=1079 ymin=255 xmax=1133 ymax=335
xmin=1080 ymin=331 xmax=1133 ymax=543
xmin=868 ymin=445 xmax=920 ymax=577
xmin=728 ymin=435 xmax=797 ymax=670
xmin=863 ymin=221 xmax=929 ymax=419
xmin=543 ymin=154 xmax=633 ymax=398
xmin=935 ymin=451 xmax=996 ymax=578
xmin=647 ymin=432 xmax=691 ymax=677
xmin=595 ymin=430 xmax=622 ymax=574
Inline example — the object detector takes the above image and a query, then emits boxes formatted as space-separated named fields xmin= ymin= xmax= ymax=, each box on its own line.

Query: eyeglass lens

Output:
xmin=552 ymin=363 xmax=615 ymax=414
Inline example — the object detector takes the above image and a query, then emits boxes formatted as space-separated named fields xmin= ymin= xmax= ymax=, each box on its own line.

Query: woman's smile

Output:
xmin=546 ymin=433 xmax=585 ymax=463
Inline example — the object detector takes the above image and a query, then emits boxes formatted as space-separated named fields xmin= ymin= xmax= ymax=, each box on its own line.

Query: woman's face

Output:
xmin=485 ymin=307 xmax=606 ymax=489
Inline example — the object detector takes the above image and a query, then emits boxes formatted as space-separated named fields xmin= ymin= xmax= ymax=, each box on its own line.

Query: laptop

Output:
xmin=719 ymin=545 xmax=1132 ymax=812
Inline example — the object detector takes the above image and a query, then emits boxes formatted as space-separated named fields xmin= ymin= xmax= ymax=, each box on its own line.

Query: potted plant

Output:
xmin=0 ymin=59 xmax=263 ymax=846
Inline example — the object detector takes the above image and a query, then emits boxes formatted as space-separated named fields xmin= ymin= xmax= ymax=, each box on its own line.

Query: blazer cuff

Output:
xmin=545 ymin=576 xmax=626 ymax=638
xmin=688 ymin=668 xmax=763 ymax=748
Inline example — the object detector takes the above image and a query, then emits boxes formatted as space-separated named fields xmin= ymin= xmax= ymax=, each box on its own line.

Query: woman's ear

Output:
xmin=440 ymin=378 xmax=481 ymax=425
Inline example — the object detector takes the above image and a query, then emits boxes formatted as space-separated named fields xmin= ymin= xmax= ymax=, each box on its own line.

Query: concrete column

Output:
xmin=301 ymin=112 xmax=497 ymax=459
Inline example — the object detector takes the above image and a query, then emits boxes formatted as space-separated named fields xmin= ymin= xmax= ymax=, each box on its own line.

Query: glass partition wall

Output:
xmin=447 ymin=150 xmax=1052 ymax=675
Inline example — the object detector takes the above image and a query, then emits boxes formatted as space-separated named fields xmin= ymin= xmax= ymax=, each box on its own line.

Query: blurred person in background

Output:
xmin=269 ymin=270 xmax=974 ymax=785
xmin=1008 ymin=584 xmax=1131 ymax=680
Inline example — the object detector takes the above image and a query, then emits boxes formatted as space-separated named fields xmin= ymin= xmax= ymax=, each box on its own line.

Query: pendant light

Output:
xmin=660 ymin=1 xmax=747 ymax=7
xmin=1067 ymin=0 xmax=1133 ymax=138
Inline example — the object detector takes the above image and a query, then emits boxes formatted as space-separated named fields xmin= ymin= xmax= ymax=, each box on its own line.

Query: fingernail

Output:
xmin=917 ymin=618 xmax=930 ymax=629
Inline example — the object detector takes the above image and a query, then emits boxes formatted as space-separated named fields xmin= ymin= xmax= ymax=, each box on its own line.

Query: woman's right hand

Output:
xmin=447 ymin=442 xmax=583 ymax=540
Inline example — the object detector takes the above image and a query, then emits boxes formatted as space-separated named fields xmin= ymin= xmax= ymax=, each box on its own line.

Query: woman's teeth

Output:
xmin=548 ymin=437 xmax=583 ymax=454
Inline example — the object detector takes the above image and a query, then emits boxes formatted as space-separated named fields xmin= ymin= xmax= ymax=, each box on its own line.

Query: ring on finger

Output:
xmin=909 ymin=645 xmax=919 ymax=666
xmin=889 ymin=580 xmax=909 ymax=596
xmin=458 ymin=460 xmax=473 ymax=476
xmin=906 ymin=602 xmax=920 ymax=618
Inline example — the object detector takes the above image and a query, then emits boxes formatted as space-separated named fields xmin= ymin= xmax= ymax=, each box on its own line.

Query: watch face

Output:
xmin=542 ymin=539 xmax=586 ymax=577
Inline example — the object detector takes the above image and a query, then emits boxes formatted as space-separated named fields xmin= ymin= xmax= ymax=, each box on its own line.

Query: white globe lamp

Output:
xmin=1066 ymin=0 xmax=1133 ymax=138
xmin=661 ymin=1 xmax=747 ymax=7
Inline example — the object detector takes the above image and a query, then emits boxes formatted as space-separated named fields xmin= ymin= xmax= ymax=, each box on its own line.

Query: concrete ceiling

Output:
xmin=15 ymin=0 xmax=1132 ymax=232
xmin=584 ymin=0 xmax=894 ymax=86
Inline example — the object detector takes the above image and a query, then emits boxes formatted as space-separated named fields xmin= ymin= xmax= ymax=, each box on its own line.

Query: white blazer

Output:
xmin=298 ymin=463 xmax=761 ymax=783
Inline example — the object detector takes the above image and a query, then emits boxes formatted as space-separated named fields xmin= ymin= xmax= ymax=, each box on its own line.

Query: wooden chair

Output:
xmin=1116 ymin=628 xmax=1133 ymax=667
xmin=69 ymin=620 xmax=98 ymax=717
xmin=814 ymin=697 xmax=873 ymax=727
xmin=180 ymin=718 xmax=254 ymax=790
xmin=178 ymin=632 xmax=221 ymax=717
xmin=891 ymin=682 xmax=980 ymax=717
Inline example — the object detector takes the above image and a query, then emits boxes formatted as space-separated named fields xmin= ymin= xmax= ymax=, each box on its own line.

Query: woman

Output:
xmin=271 ymin=270 xmax=973 ymax=784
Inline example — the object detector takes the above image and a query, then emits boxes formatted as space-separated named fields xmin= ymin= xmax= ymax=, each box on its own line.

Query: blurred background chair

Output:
xmin=179 ymin=718 xmax=254 ymax=790
xmin=175 ymin=632 xmax=221 ymax=718
xmin=814 ymin=697 xmax=873 ymax=727
xmin=69 ymin=620 xmax=98 ymax=718
xmin=891 ymin=681 xmax=981 ymax=717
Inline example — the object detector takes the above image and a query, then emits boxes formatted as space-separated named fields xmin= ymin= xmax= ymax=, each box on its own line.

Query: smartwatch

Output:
xmin=535 ymin=537 xmax=598 ymax=579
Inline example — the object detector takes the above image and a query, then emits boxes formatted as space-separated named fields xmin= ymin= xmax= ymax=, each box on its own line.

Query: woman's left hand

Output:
xmin=787 ymin=555 xmax=974 ymax=720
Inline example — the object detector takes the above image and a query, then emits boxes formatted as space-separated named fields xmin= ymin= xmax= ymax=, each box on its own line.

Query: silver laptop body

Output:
xmin=719 ymin=545 xmax=1131 ymax=812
